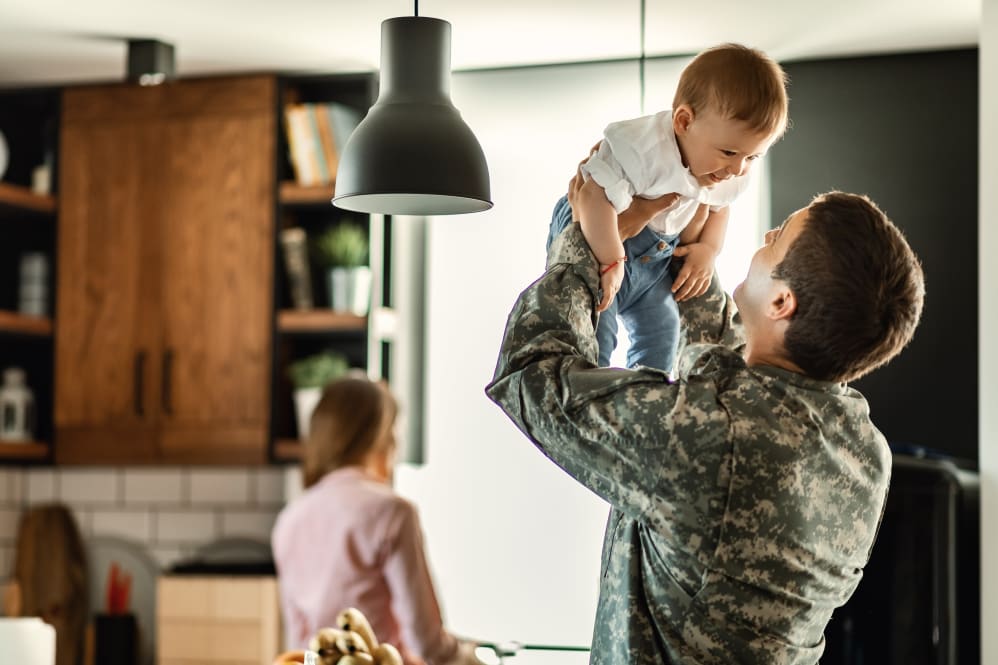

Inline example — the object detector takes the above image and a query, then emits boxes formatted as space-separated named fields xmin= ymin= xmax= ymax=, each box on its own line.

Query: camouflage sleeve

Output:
xmin=487 ymin=223 xmax=730 ymax=523
xmin=675 ymin=267 xmax=746 ymax=355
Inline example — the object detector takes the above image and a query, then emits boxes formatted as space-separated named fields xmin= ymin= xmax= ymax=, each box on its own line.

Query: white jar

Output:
xmin=0 ymin=367 xmax=35 ymax=442
xmin=18 ymin=253 xmax=49 ymax=317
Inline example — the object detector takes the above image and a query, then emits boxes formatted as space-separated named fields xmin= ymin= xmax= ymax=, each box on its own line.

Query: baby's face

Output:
xmin=674 ymin=106 xmax=776 ymax=188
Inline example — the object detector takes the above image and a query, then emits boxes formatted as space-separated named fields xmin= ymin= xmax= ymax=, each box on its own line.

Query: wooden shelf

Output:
xmin=278 ymin=309 xmax=366 ymax=333
xmin=273 ymin=438 xmax=302 ymax=461
xmin=279 ymin=181 xmax=336 ymax=205
xmin=0 ymin=182 xmax=56 ymax=215
xmin=0 ymin=441 xmax=49 ymax=461
xmin=0 ymin=310 xmax=53 ymax=336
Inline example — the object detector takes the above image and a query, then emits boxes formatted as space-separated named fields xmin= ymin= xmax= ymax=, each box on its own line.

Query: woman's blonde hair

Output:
xmin=674 ymin=43 xmax=789 ymax=138
xmin=13 ymin=504 xmax=88 ymax=665
xmin=302 ymin=375 xmax=397 ymax=488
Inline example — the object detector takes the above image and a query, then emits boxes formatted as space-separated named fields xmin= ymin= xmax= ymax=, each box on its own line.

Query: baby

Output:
xmin=548 ymin=43 xmax=789 ymax=373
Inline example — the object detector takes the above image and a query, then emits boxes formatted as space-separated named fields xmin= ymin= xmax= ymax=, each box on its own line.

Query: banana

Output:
xmin=335 ymin=629 xmax=372 ymax=656
xmin=309 ymin=627 xmax=346 ymax=665
xmin=336 ymin=607 xmax=380 ymax=650
xmin=371 ymin=643 xmax=404 ymax=665
xmin=336 ymin=654 xmax=374 ymax=665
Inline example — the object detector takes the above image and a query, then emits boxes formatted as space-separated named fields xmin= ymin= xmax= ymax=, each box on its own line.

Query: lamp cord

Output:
xmin=639 ymin=0 xmax=646 ymax=114
xmin=414 ymin=0 xmax=418 ymax=16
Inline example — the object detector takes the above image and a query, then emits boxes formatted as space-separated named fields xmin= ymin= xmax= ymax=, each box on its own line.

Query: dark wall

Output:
xmin=770 ymin=49 xmax=978 ymax=462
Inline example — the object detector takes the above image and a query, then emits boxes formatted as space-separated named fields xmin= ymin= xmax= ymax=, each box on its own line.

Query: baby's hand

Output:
xmin=671 ymin=243 xmax=716 ymax=302
xmin=597 ymin=259 xmax=625 ymax=312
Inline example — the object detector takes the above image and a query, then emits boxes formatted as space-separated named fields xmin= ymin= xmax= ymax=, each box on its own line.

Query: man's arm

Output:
xmin=487 ymin=222 xmax=730 ymax=525
xmin=675 ymin=267 xmax=745 ymax=357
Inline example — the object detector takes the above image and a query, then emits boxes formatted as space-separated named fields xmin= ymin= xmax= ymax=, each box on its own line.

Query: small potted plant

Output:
xmin=287 ymin=351 xmax=349 ymax=438
xmin=313 ymin=221 xmax=372 ymax=315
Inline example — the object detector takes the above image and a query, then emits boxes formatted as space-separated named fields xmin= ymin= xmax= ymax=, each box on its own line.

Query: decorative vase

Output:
xmin=293 ymin=387 xmax=322 ymax=439
xmin=328 ymin=266 xmax=372 ymax=315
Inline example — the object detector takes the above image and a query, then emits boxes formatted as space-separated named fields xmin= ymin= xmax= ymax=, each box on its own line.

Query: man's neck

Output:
xmin=743 ymin=345 xmax=805 ymax=375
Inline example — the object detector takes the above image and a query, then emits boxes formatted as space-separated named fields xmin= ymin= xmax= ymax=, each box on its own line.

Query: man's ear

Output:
xmin=673 ymin=105 xmax=695 ymax=135
xmin=768 ymin=285 xmax=797 ymax=321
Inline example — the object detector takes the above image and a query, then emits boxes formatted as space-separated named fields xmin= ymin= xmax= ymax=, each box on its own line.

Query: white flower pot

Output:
xmin=328 ymin=266 xmax=372 ymax=315
xmin=293 ymin=387 xmax=322 ymax=439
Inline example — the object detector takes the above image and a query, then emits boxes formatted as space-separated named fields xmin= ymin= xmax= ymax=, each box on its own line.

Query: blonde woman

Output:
xmin=6 ymin=504 xmax=88 ymax=665
xmin=272 ymin=376 xmax=483 ymax=665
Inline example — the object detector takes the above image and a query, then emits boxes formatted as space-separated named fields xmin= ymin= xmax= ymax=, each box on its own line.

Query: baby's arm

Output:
xmin=672 ymin=206 xmax=729 ymax=302
xmin=574 ymin=178 xmax=626 ymax=312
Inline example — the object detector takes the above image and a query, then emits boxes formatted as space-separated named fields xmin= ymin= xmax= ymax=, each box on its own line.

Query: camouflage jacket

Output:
xmin=485 ymin=223 xmax=891 ymax=665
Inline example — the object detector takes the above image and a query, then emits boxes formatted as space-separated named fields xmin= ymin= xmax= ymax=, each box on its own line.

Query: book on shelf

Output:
xmin=279 ymin=227 xmax=314 ymax=310
xmin=284 ymin=104 xmax=322 ymax=186
xmin=283 ymin=102 xmax=363 ymax=187
xmin=326 ymin=103 xmax=363 ymax=155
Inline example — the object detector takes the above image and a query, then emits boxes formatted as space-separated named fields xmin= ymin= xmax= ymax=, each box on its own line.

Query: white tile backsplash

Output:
xmin=24 ymin=469 xmax=56 ymax=504
xmin=188 ymin=470 xmax=252 ymax=505
xmin=219 ymin=510 xmax=278 ymax=542
xmin=252 ymin=469 xmax=285 ymax=506
xmin=91 ymin=509 xmax=153 ymax=542
xmin=59 ymin=469 xmax=120 ymax=504
xmin=0 ymin=470 xmax=18 ymax=503
xmin=7 ymin=471 xmax=22 ymax=505
xmin=0 ymin=466 xmax=284 ymax=578
xmin=0 ymin=508 xmax=19 ymax=544
xmin=123 ymin=469 xmax=185 ymax=504
xmin=156 ymin=510 xmax=218 ymax=544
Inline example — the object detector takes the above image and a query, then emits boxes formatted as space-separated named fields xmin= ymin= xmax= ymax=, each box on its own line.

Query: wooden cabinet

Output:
xmin=55 ymin=76 xmax=276 ymax=464
xmin=157 ymin=576 xmax=280 ymax=665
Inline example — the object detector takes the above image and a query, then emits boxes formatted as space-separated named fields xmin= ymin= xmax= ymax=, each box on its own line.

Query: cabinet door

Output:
xmin=156 ymin=79 xmax=276 ymax=463
xmin=55 ymin=117 xmax=162 ymax=463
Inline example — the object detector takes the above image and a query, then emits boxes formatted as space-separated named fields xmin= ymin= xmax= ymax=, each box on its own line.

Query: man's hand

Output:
xmin=618 ymin=194 xmax=681 ymax=240
xmin=671 ymin=243 xmax=716 ymax=302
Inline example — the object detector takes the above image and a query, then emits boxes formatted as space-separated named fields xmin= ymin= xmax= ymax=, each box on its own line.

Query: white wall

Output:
xmin=394 ymin=55 xmax=768 ymax=657
xmin=981 ymin=1 xmax=996 ymax=662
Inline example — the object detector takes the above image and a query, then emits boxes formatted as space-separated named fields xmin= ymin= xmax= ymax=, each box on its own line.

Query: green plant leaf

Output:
xmin=312 ymin=221 xmax=369 ymax=268
xmin=287 ymin=352 xmax=350 ymax=389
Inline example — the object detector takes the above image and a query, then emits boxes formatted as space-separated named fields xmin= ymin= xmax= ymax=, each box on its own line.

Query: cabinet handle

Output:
xmin=162 ymin=348 xmax=174 ymax=416
xmin=134 ymin=351 xmax=146 ymax=416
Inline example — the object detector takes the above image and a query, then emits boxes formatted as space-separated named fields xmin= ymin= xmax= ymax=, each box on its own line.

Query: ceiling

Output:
xmin=0 ymin=0 xmax=980 ymax=87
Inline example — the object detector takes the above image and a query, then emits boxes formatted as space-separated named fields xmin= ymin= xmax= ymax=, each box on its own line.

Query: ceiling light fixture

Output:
xmin=332 ymin=1 xmax=492 ymax=216
xmin=127 ymin=39 xmax=175 ymax=86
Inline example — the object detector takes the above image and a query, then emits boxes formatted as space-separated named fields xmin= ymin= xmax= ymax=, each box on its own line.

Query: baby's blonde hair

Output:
xmin=674 ymin=43 xmax=789 ymax=138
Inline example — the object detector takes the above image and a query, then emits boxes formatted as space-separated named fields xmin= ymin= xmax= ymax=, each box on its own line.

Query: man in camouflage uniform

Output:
xmin=486 ymin=181 xmax=925 ymax=664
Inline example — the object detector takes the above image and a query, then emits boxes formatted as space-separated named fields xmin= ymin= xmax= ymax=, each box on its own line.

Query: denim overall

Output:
xmin=547 ymin=195 xmax=681 ymax=372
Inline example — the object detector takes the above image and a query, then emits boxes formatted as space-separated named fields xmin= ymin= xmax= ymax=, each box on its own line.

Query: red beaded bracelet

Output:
xmin=600 ymin=257 xmax=627 ymax=276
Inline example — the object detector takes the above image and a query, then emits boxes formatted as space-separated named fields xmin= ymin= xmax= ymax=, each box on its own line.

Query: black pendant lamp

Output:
xmin=332 ymin=7 xmax=492 ymax=216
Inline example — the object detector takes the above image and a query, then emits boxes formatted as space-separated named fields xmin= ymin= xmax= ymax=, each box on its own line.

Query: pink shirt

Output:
xmin=271 ymin=467 xmax=458 ymax=665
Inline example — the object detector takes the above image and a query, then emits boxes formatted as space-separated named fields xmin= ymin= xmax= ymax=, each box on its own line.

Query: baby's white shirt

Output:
xmin=581 ymin=109 xmax=751 ymax=236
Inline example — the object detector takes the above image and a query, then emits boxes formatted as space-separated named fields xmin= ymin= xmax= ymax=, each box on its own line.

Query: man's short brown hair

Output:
xmin=773 ymin=192 xmax=925 ymax=383
xmin=674 ymin=43 xmax=789 ymax=139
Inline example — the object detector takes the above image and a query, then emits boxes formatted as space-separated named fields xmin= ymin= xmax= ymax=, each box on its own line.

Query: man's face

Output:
xmin=733 ymin=206 xmax=809 ymax=323
xmin=675 ymin=106 xmax=776 ymax=188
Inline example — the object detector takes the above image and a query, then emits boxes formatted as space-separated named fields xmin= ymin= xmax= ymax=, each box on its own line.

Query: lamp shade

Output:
xmin=332 ymin=17 xmax=492 ymax=216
